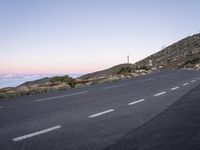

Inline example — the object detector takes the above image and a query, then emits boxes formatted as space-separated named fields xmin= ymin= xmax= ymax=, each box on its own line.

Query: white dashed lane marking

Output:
xmin=154 ymin=91 xmax=166 ymax=97
xmin=88 ymin=109 xmax=114 ymax=118
xmin=170 ymin=86 xmax=180 ymax=91
xmin=191 ymin=80 xmax=196 ymax=83
xmin=128 ymin=99 xmax=145 ymax=106
xmin=183 ymin=83 xmax=189 ymax=86
xmin=12 ymin=125 xmax=62 ymax=142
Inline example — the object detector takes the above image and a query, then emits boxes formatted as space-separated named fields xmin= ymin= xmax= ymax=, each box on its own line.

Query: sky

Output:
xmin=0 ymin=0 xmax=200 ymax=74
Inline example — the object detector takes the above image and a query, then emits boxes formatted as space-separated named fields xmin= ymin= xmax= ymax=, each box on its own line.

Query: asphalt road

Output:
xmin=104 ymin=76 xmax=200 ymax=150
xmin=0 ymin=70 xmax=200 ymax=150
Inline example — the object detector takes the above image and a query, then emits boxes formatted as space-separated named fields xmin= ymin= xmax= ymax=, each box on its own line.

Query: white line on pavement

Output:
xmin=35 ymin=91 xmax=88 ymax=102
xmin=154 ymin=91 xmax=166 ymax=97
xmin=102 ymin=83 xmax=130 ymax=90
xmin=128 ymin=99 xmax=145 ymax=105
xmin=191 ymin=80 xmax=196 ymax=83
xmin=88 ymin=109 xmax=114 ymax=118
xmin=183 ymin=83 xmax=189 ymax=86
xmin=12 ymin=125 xmax=62 ymax=142
xmin=170 ymin=86 xmax=180 ymax=91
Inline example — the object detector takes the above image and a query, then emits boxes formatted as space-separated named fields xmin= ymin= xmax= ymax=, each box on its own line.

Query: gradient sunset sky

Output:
xmin=0 ymin=0 xmax=200 ymax=74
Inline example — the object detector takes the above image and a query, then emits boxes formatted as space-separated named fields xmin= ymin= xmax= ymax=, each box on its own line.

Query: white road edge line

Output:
xmin=88 ymin=109 xmax=114 ymax=118
xmin=191 ymin=80 xmax=196 ymax=83
xmin=183 ymin=83 xmax=189 ymax=86
xmin=170 ymin=86 xmax=180 ymax=91
xmin=154 ymin=91 xmax=166 ymax=97
xmin=128 ymin=99 xmax=145 ymax=106
xmin=35 ymin=91 xmax=88 ymax=102
xmin=12 ymin=125 xmax=62 ymax=142
xmin=102 ymin=83 xmax=130 ymax=90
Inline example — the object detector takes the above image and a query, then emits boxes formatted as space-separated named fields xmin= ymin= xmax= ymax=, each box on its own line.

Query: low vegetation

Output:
xmin=50 ymin=75 xmax=75 ymax=88
xmin=116 ymin=67 xmax=132 ymax=74
xmin=0 ymin=69 xmax=151 ymax=100
xmin=0 ymin=75 xmax=74 ymax=99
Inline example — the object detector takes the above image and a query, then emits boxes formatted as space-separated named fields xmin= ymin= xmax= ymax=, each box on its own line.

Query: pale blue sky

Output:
xmin=0 ymin=0 xmax=200 ymax=74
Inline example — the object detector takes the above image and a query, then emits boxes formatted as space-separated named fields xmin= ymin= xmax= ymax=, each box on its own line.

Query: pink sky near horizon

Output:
xmin=0 ymin=62 xmax=115 ymax=74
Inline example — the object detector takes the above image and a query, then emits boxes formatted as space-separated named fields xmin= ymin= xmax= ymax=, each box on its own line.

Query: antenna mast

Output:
xmin=127 ymin=53 xmax=129 ymax=64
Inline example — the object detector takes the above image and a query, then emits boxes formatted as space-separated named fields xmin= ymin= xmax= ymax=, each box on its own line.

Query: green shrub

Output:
xmin=135 ymin=66 xmax=149 ymax=70
xmin=50 ymin=75 xmax=75 ymax=88
xmin=117 ymin=67 xmax=132 ymax=74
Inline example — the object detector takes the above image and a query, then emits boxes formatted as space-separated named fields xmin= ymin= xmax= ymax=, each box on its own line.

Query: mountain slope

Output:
xmin=79 ymin=33 xmax=200 ymax=80
xmin=135 ymin=33 xmax=200 ymax=69
xmin=79 ymin=63 xmax=134 ymax=80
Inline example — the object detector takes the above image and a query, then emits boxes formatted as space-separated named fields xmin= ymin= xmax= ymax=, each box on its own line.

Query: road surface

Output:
xmin=0 ymin=70 xmax=200 ymax=150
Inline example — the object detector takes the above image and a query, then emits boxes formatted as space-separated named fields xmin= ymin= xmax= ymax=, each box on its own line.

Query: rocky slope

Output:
xmin=134 ymin=33 xmax=200 ymax=70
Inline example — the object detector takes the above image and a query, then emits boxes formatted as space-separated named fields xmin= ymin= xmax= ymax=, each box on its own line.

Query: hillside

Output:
xmin=135 ymin=33 xmax=200 ymax=70
xmin=79 ymin=63 xmax=134 ymax=80
xmin=79 ymin=33 xmax=200 ymax=80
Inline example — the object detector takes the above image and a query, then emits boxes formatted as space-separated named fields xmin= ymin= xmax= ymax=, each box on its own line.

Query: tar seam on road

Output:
xmin=34 ymin=91 xmax=88 ymax=102
xmin=138 ymin=78 xmax=154 ymax=83
xmin=12 ymin=125 xmax=62 ymax=142
xmin=102 ymin=83 xmax=130 ymax=90
xmin=170 ymin=86 xmax=180 ymax=90
xmin=183 ymin=83 xmax=189 ymax=86
xmin=128 ymin=99 xmax=145 ymax=106
xmin=88 ymin=109 xmax=114 ymax=118
xmin=158 ymin=75 xmax=169 ymax=78
xmin=154 ymin=91 xmax=166 ymax=97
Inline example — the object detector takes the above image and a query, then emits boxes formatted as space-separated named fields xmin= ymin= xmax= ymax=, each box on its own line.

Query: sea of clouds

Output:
xmin=0 ymin=74 xmax=82 ymax=89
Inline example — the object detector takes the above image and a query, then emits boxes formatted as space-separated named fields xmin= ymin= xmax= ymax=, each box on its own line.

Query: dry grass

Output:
xmin=0 ymin=83 xmax=71 ymax=99
xmin=0 ymin=71 xmax=151 ymax=100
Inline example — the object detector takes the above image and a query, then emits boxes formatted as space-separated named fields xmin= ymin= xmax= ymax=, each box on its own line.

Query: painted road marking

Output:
xmin=154 ymin=91 xmax=166 ymax=97
xmin=170 ymin=86 xmax=180 ymax=91
xmin=128 ymin=99 xmax=145 ymax=106
xmin=88 ymin=109 xmax=114 ymax=118
xmin=12 ymin=125 xmax=61 ymax=142
xmin=191 ymin=80 xmax=196 ymax=83
xmin=35 ymin=91 xmax=88 ymax=102
xmin=102 ymin=83 xmax=130 ymax=90
xmin=183 ymin=83 xmax=189 ymax=86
